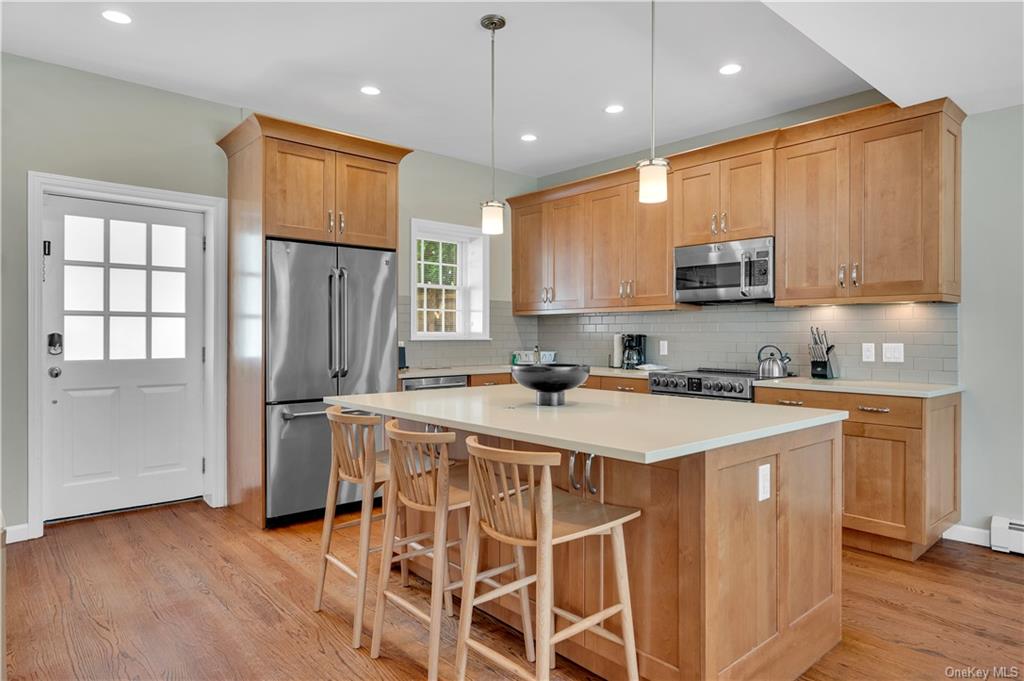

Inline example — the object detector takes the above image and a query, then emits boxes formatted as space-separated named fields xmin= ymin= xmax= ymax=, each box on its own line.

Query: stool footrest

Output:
xmin=383 ymin=589 xmax=431 ymax=626
xmin=472 ymin=573 xmax=537 ymax=608
xmin=324 ymin=553 xmax=358 ymax=580
xmin=444 ymin=561 xmax=517 ymax=592
xmin=391 ymin=537 xmax=460 ymax=564
xmin=465 ymin=637 xmax=534 ymax=680
xmin=332 ymin=513 xmax=386 ymax=531
xmin=551 ymin=604 xmax=625 ymax=646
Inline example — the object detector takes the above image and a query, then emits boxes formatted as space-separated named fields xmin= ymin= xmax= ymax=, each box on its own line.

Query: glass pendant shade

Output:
xmin=481 ymin=200 xmax=505 ymax=235
xmin=637 ymin=158 xmax=669 ymax=204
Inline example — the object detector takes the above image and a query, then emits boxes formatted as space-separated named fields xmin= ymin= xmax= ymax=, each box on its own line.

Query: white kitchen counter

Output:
xmin=399 ymin=365 xmax=653 ymax=380
xmin=326 ymin=384 xmax=846 ymax=465
xmin=753 ymin=377 xmax=964 ymax=399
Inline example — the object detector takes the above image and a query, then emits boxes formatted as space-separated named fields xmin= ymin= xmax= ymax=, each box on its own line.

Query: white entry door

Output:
xmin=41 ymin=194 xmax=205 ymax=520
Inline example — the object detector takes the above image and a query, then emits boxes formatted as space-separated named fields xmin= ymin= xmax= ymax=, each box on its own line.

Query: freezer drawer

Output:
xmin=265 ymin=401 xmax=361 ymax=519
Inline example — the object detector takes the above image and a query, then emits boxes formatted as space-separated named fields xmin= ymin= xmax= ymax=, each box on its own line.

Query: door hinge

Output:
xmin=201 ymin=457 xmax=206 ymax=474
xmin=202 ymin=235 xmax=207 ymax=252
xmin=201 ymin=346 xmax=206 ymax=363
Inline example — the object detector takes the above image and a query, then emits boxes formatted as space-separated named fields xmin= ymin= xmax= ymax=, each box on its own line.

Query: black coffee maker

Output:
xmin=621 ymin=334 xmax=647 ymax=369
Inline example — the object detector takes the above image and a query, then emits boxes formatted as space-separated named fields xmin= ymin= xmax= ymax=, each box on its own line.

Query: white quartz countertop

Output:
xmin=326 ymin=384 xmax=847 ymax=465
xmin=399 ymin=365 xmax=653 ymax=380
xmin=753 ymin=377 xmax=963 ymax=399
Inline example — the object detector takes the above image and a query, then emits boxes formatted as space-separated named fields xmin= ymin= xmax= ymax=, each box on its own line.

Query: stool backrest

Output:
xmin=465 ymin=436 xmax=561 ymax=544
xmin=325 ymin=406 xmax=380 ymax=483
xmin=385 ymin=420 xmax=457 ymax=512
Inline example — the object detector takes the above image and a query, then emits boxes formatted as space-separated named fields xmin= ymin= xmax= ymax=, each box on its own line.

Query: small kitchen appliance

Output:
xmin=675 ymin=237 xmax=774 ymax=304
xmin=621 ymin=334 xmax=647 ymax=369
xmin=649 ymin=368 xmax=757 ymax=401
xmin=756 ymin=344 xmax=791 ymax=380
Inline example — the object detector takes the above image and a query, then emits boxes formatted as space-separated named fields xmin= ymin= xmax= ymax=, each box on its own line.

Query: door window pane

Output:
xmin=64 ymin=215 xmax=104 ymax=262
xmin=152 ymin=317 xmax=185 ymax=359
xmin=110 ymin=220 xmax=146 ymax=265
xmin=64 ymin=315 xmax=104 ymax=361
xmin=151 ymin=271 xmax=185 ymax=313
xmin=64 ymin=265 xmax=104 ymax=311
xmin=109 ymin=268 xmax=146 ymax=312
xmin=109 ymin=316 xmax=146 ymax=360
xmin=152 ymin=224 xmax=186 ymax=268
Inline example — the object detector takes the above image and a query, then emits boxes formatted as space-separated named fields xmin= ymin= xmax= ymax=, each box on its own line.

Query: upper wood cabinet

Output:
xmin=584 ymin=186 xmax=632 ymax=309
xmin=265 ymin=138 xmax=336 ymax=241
xmin=512 ymin=204 xmax=548 ymax=313
xmin=673 ymin=150 xmax=774 ymax=246
xmin=511 ymin=197 xmax=585 ymax=313
xmin=335 ymin=154 xmax=398 ymax=249
xmin=629 ymin=182 xmax=675 ymax=307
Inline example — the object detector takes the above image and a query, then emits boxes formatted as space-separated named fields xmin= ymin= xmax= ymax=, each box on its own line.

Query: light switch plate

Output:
xmin=882 ymin=343 xmax=904 ymax=363
xmin=659 ymin=340 xmax=668 ymax=356
xmin=758 ymin=463 xmax=771 ymax=502
xmin=862 ymin=343 xmax=876 ymax=362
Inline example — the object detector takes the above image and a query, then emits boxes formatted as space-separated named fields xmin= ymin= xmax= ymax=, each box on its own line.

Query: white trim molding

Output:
xmin=942 ymin=523 xmax=991 ymax=548
xmin=22 ymin=172 xmax=227 ymax=543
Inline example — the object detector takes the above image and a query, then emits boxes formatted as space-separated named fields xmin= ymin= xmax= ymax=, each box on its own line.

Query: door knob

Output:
xmin=48 ymin=366 xmax=62 ymax=378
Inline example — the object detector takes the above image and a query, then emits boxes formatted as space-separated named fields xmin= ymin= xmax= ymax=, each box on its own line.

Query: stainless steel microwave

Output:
xmin=674 ymin=237 xmax=774 ymax=303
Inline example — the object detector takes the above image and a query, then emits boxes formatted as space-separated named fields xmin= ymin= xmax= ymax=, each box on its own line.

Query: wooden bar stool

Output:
xmin=313 ymin=407 xmax=421 ymax=649
xmin=455 ymin=437 xmax=642 ymax=681
xmin=371 ymin=420 xmax=534 ymax=681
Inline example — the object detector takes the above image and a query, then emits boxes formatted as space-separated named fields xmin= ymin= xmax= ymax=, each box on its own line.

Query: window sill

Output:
xmin=409 ymin=336 xmax=494 ymax=342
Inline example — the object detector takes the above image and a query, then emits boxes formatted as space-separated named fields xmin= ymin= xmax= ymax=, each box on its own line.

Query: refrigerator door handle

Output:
xmin=339 ymin=266 xmax=350 ymax=377
xmin=328 ymin=268 xmax=340 ymax=379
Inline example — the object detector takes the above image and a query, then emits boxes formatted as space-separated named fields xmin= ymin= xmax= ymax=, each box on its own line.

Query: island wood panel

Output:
xmin=264 ymin=138 xmax=335 ymax=242
xmin=924 ymin=394 xmax=960 ymax=531
xmin=718 ymin=150 xmax=774 ymax=242
xmin=775 ymin=136 xmax=850 ymax=302
xmin=629 ymin=181 xmax=676 ymax=307
xmin=674 ymin=161 xmax=720 ymax=247
xmin=547 ymin=196 xmax=587 ymax=311
xmin=584 ymin=185 xmax=632 ymax=309
xmin=512 ymin=204 xmax=548 ymax=313
xmin=335 ymin=153 xmax=397 ymax=250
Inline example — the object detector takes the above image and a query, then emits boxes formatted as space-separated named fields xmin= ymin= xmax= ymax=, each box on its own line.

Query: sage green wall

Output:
xmin=0 ymin=53 xmax=534 ymax=526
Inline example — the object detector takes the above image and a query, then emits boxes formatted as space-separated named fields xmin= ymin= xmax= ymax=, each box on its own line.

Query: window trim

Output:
xmin=410 ymin=218 xmax=490 ymax=341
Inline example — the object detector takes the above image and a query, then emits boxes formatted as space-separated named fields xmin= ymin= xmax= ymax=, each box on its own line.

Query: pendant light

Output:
xmin=636 ymin=0 xmax=669 ymax=204
xmin=480 ymin=14 xmax=507 ymax=235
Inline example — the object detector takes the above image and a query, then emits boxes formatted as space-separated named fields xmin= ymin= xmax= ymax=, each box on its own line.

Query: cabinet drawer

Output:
xmin=469 ymin=373 xmax=512 ymax=387
xmin=578 ymin=375 xmax=600 ymax=389
xmin=755 ymin=387 xmax=922 ymax=428
xmin=599 ymin=376 xmax=650 ymax=394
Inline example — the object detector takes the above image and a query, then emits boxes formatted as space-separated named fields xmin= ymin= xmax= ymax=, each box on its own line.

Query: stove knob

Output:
xmin=703 ymin=380 xmax=713 ymax=391
xmin=668 ymin=378 xmax=678 ymax=388
xmin=733 ymin=382 xmax=745 ymax=393
xmin=723 ymin=382 xmax=735 ymax=393
xmin=651 ymin=377 xmax=662 ymax=387
xmin=713 ymin=381 xmax=723 ymax=392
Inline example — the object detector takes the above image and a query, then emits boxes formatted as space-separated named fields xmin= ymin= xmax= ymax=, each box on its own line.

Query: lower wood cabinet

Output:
xmin=756 ymin=387 xmax=961 ymax=560
xmin=468 ymin=373 xmax=512 ymax=387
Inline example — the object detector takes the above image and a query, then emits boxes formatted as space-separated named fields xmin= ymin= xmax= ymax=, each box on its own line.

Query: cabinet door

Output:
xmin=335 ymin=154 xmax=397 ymax=249
xmin=842 ymin=422 xmax=924 ymax=543
xmin=584 ymin=186 xmax=632 ymax=308
xmin=264 ymin=139 xmax=335 ymax=241
xmin=850 ymin=116 xmax=939 ymax=298
xmin=512 ymin=204 xmax=548 ymax=313
xmin=673 ymin=162 xmax=719 ymax=246
xmin=628 ymin=182 xmax=675 ymax=306
xmin=546 ymin=196 xmax=586 ymax=310
xmin=775 ymin=136 xmax=851 ymax=301
xmin=719 ymin=150 xmax=774 ymax=241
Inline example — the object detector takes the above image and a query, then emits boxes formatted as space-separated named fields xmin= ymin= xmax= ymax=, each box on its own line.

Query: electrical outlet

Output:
xmin=758 ymin=464 xmax=771 ymax=502
xmin=659 ymin=340 xmax=668 ymax=356
xmin=862 ymin=343 xmax=876 ymax=362
xmin=882 ymin=343 xmax=904 ymax=363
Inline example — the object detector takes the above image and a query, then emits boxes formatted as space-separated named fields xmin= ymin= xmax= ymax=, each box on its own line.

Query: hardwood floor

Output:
xmin=6 ymin=500 xmax=1022 ymax=680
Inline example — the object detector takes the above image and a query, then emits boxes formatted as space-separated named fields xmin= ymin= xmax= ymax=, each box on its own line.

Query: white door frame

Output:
xmin=23 ymin=171 xmax=228 ymax=541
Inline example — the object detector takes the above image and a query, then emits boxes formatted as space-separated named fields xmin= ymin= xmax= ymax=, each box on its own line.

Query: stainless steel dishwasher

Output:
xmin=400 ymin=375 xmax=469 ymax=391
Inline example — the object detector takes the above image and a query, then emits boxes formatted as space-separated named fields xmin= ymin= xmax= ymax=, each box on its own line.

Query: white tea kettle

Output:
xmin=757 ymin=345 xmax=791 ymax=380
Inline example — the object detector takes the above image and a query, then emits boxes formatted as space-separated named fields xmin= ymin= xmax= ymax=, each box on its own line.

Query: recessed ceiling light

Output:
xmin=520 ymin=133 xmax=537 ymax=142
xmin=360 ymin=85 xmax=381 ymax=96
xmin=604 ymin=104 xmax=625 ymax=114
xmin=719 ymin=63 xmax=742 ymax=76
xmin=101 ymin=10 xmax=132 ymax=24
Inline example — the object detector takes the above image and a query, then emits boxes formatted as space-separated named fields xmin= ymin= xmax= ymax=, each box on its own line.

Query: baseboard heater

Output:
xmin=990 ymin=516 xmax=1024 ymax=554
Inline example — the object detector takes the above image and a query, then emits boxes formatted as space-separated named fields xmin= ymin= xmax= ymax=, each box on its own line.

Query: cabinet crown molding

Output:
xmin=217 ymin=113 xmax=413 ymax=164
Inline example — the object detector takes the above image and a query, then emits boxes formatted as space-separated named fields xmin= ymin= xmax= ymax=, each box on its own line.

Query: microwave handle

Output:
xmin=739 ymin=251 xmax=750 ymax=297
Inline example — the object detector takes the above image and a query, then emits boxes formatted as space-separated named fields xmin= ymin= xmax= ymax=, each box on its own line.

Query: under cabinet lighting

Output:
xmin=102 ymin=10 xmax=132 ymax=24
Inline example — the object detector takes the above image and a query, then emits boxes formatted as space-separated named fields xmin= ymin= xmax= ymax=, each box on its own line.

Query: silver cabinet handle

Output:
xmin=549 ymin=286 xmax=554 ymax=302
xmin=852 ymin=262 xmax=860 ymax=287
xmin=541 ymin=287 xmax=549 ymax=303
xmin=568 ymin=451 xmax=581 ymax=490
xmin=328 ymin=209 xmax=334 ymax=233
xmin=615 ymin=385 xmax=636 ymax=392
xmin=338 ymin=209 xmax=345 ymax=235
xmin=618 ymin=281 xmax=624 ymax=299
xmin=721 ymin=211 xmax=728 ymax=233
xmin=711 ymin=212 xmax=718 ymax=236
xmin=838 ymin=263 xmax=847 ymax=288
xmin=627 ymin=280 xmax=634 ymax=298
xmin=778 ymin=399 xmax=804 ymax=406
xmin=482 ymin=381 xmax=497 ymax=386
xmin=858 ymin=405 xmax=891 ymax=414
xmin=584 ymin=453 xmax=598 ymax=495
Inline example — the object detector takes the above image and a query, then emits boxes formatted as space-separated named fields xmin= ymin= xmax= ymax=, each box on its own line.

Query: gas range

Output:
xmin=648 ymin=367 xmax=757 ymax=401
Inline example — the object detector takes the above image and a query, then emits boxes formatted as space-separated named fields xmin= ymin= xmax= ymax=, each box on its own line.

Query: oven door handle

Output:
xmin=739 ymin=251 xmax=751 ymax=297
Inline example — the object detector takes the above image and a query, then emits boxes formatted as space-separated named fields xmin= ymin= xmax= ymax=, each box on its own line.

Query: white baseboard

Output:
xmin=3 ymin=524 xmax=35 ymax=544
xmin=942 ymin=523 xmax=991 ymax=548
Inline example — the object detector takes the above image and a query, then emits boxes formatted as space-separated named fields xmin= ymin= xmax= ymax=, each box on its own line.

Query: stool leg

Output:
xmin=313 ymin=464 xmax=339 ymax=612
xmin=351 ymin=472 xmax=376 ymax=649
xmin=454 ymin=504 xmax=481 ymax=681
xmin=427 ymin=505 xmax=450 ymax=681
xmin=370 ymin=482 xmax=400 ymax=659
xmin=514 ymin=546 xmax=536 ymax=663
xmin=397 ymin=503 xmax=410 ymax=587
xmin=443 ymin=516 xmax=456 ymax=617
xmin=535 ymin=538 xmax=553 ymax=681
xmin=550 ymin=609 xmax=556 ymax=670
xmin=610 ymin=524 xmax=639 ymax=681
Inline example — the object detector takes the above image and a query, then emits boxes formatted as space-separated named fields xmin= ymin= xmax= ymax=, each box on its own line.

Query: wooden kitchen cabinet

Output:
xmin=512 ymin=204 xmax=548 ymax=312
xmin=511 ymin=197 xmax=585 ymax=313
xmin=756 ymin=387 xmax=960 ymax=560
xmin=584 ymin=185 xmax=632 ymax=309
xmin=629 ymin=182 xmax=676 ymax=307
xmin=673 ymin=150 xmax=774 ymax=247
xmin=334 ymin=153 xmax=397 ymax=249
xmin=265 ymin=138 xmax=336 ymax=241
xmin=468 ymin=373 xmax=512 ymax=387
xmin=598 ymin=376 xmax=650 ymax=394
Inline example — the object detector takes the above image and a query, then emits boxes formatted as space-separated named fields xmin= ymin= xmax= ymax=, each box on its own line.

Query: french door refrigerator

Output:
xmin=265 ymin=239 xmax=397 ymax=520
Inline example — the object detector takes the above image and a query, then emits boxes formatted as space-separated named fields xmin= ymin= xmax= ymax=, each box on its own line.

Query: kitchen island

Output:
xmin=327 ymin=385 xmax=848 ymax=681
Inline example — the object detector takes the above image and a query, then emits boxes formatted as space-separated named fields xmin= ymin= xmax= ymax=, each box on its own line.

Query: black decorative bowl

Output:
xmin=512 ymin=364 xmax=591 ymax=406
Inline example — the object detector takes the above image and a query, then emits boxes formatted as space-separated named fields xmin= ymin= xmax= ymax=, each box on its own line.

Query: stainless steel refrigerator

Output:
xmin=265 ymin=239 xmax=397 ymax=520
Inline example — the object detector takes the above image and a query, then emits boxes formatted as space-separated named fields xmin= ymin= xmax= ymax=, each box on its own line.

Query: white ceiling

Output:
xmin=766 ymin=1 xmax=1024 ymax=115
xmin=1 ymin=2 xmax=871 ymax=177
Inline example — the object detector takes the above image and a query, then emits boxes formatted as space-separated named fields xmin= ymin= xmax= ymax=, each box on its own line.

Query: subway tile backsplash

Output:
xmin=537 ymin=303 xmax=960 ymax=385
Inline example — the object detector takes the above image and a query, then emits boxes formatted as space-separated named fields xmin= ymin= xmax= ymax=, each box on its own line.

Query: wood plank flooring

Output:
xmin=6 ymin=500 xmax=1022 ymax=680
